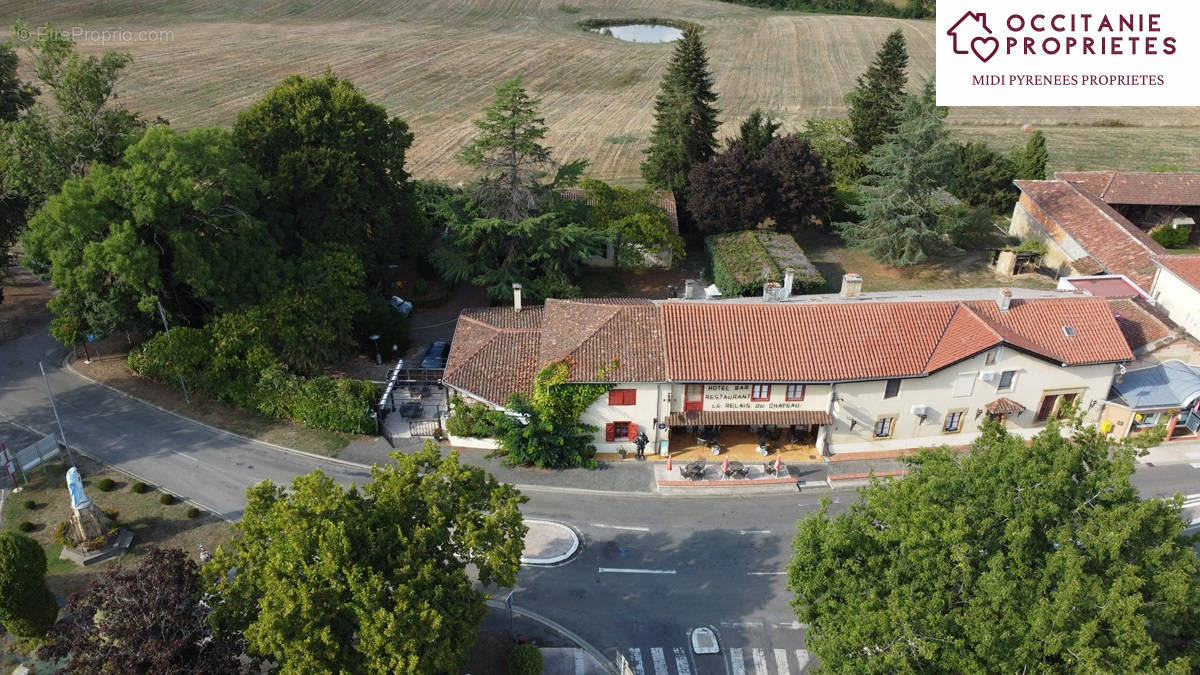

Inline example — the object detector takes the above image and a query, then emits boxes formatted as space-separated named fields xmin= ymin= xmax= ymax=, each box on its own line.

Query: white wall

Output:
xmin=827 ymin=347 xmax=1117 ymax=454
xmin=1152 ymin=267 xmax=1200 ymax=339
xmin=580 ymin=383 xmax=667 ymax=452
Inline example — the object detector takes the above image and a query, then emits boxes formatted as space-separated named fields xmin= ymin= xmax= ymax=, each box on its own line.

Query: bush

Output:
xmin=186 ymin=507 xmax=200 ymax=519
xmin=1150 ymin=223 xmax=1192 ymax=249
xmin=131 ymin=481 xmax=150 ymax=494
xmin=706 ymin=231 xmax=825 ymax=297
xmin=507 ymin=643 xmax=543 ymax=675
xmin=101 ymin=508 xmax=119 ymax=521
xmin=52 ymin=521 xmax=72 ymax=548
xmin=18 ymin=521 xmax=35 ymax=533
xmin=445 ymin=396 xmax=506 ymax=438
xmin=159 ymin=493 xmax=175 ymax=505
xmin=96 ymin=478 xmax=116 ymax=492
xmin=0 ymin=532 xmax=58 ymax=638
xmin=22 ymin=500 xmax=36 ymax=511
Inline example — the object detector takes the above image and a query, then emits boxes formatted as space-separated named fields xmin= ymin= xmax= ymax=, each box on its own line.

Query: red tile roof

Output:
xmin=1155 ymin=254 xmax=1200 ymax=291
xmin=1106 ymin=297 xmax=1174 ymax=352
xmin=442 ymin=308 xmax=543 ymax=406
xmin=1057 ymin=171 xmax=1200 ymax=206
xmin=985 ymin=397 xmax=1026 ymax=415
xmin=1015 ymin=179 xmax=1165 ymax=289
xmin=539 ymin=298 xmax=664 ymax=382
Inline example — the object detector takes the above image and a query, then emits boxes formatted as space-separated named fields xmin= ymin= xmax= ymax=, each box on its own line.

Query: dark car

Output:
xmin=420 ymin=341 xmax=450 ymax=369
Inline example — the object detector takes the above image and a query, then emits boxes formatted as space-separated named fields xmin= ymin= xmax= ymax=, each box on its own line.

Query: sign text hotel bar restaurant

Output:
xmin=936 ymin=1 xmax=1199 ymax=105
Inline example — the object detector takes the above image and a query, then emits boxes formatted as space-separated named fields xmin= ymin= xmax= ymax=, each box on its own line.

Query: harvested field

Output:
xmin=3 ymin=0 xmax=1196 ymax=182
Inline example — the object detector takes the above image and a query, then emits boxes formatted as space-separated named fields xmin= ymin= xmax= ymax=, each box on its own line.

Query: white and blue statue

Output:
xmin=66 ymin=466 xmax=92 ymax=510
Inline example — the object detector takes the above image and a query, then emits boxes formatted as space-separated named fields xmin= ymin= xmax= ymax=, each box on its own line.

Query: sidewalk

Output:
xmin=1137 ymin=439 xmax=1200 ymax=466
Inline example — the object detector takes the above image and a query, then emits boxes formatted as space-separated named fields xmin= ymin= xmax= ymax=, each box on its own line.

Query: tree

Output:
xmin=846 ymin=29 xmax=908 ymax=155
xmin=1012 ymin=129 xmax=1050 ymax=180
xmin=951 ymin=140 xmax=1017 ymax=215
xmin=761 ymin=135 xmax=834 ymax=230
xmin=686 ymin=142 xmax=774 ymax=232
xmin=733 ymin=108 xmax=780 ymax=158
xmin=800 ymin=117 xmax=865 ymax=187
xmin=202 ymin=443 xmax=527 ymax=674
xmin=432 ymin=212 xmax=605 ymax=303
xmin=233 ymin=73 xmax=423 ymax=259
xmin=494 ymin=360 xmax=612 ymax=468
xmin=0 ymin=531 xmax=58 ymax=638
xmin=578 ymin=178 xmax=684 ymax=272
xmin=0 ymin=39 xmax=37 ymax=304
xmin=788 ymin=418 xmax=1200 ymax=673
xmin=642 ymin=25 xmax=720 ymax=195
xmin=39 ymin=548 xmax=249 ymax=674
xmin=458 ymin=77 xmax=583 ymax=222
xmin=837 ymin=91 xmax=955 ymax=266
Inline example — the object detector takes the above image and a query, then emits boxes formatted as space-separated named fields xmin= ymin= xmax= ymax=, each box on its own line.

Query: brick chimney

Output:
xmin=512 ymin=283 xmax=522 ymax=313
xmin=840 ymin=273 xmax=862 ymax=298
xmin=782 ymin=268 xmax=795 ymax=299
xmin=996 ymin=287 xmax=1012 ymax=312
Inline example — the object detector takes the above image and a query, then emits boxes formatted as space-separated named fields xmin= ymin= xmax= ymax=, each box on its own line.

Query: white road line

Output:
xmin=729 ymin=648 xmax=746 ymax=675
xmin=739 ymin=529 xmax=771 ymax=535
xmin=747 ymin=572 xmax=786 ymax=576
xmin=599 ymin=567 xmax=677 ymax=575
xmin=1186 ymin=493 xmax=1200 ymax=499
xmin=627 ymin=648 xmax=646 ymax=675
xmin=751 ymin=648 xmax=769 ymax=674
xmin=673 ymin=647 xmax=691 ymax=675
xmin=777 ymin=621 xmax=806 ymax=630
xmin=650 ymin=647 xmax=668 ymax=675
xmin=774 ymin=649 xmax=791 ymax=675
xmin=721 ymin=621 xmax=764 ymax=627
xmin=591 ymin=523 xmax=651 ymax=532
xmin=575 ymin=649 xmax=585 ymax=675
xmin=1189 ymin=463 xmax=1200 ymax=469
xmin=796 ymin=649 xmax=811 ymax=671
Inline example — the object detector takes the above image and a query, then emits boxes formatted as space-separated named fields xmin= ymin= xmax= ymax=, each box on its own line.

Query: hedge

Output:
xmin=507 ymin=643 xmax=543 ymax=675
xmin=1150 ymin=223 xmax=1192 ymax=249
xmin=706 ymin=231 xmax=825 ymax=297
xmin=445 ymin=396 xmax=507 ymax=438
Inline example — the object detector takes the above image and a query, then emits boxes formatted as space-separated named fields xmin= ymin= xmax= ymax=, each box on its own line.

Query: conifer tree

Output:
xmin=846 ymin=29 xmax=908 ymax=155
xmin=734 ymin=108 xmax=780 ymax=158
xmin=1012 ymin=130 xmax=1050 ymax=180
xmin=642 ymin=26 xmax=720 ymax=195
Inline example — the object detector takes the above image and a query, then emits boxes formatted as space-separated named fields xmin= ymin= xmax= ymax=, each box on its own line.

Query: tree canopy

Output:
xmin=642 ymin=25 xmax=720 ymax=196
xmin=0 ymin=531 xmax=57 ymax=639
xmin=846 ymin=29 xmax=908 ymax=155
xmin=1013 ymin=129 xmax=1050 ymax=181
xmin=788 ymin=418 xmax=1200 ymax=673
xmin=203 ymin=443 xmax=527 ymax=674
xmin=578 ymin=178 xmax=684 ymax=272
xmin=686 ymin=141 xmax=775 ymax=232
xmin=950 ymin=140 xmax=1017 ymax=215
xmin=761 ymin=135 xmax=834 ymax=230
xmin=733 ymin=108 xmax=780 ymax=158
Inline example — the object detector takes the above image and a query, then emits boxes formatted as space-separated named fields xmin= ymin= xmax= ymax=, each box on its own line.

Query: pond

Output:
xmin=592 ymin=23 xmax=683 ymax=44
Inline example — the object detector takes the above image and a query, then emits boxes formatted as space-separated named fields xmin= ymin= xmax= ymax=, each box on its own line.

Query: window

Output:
xmin=1035 ymin=392 xmax=1078 ymax=422
xmin=751 ymin=384 xmax=771 ymax=401
xmin=785 ymin=384 xmax=806 ymax=401
xmin=608 ymin=389 xmax=637 ymax=406
xmin=943 ymin=409 xmax=965 ymax=433
xmin=884 ymin=379 xmax=901 ymax=399
xmin=605 ymin=421 xmax=637 ymax=441
xmin=1062 ymin=326 xmax=1076 ymax=337
xmin=985 ymin=348 xmax=998 ymax=365
xmin=873 ymin=416 xmax=895 ymax=438
xmin=997 ymin=370 xmax=1016 ymax=390
xmin=952 ymin=372 xmax=976 ymax=398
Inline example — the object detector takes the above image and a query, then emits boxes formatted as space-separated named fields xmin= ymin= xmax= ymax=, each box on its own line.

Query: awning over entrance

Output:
xmin=665 ymin=410 xmax=833 ymax=427
xmin=985 ymin=397 xmax=1026 ymax=415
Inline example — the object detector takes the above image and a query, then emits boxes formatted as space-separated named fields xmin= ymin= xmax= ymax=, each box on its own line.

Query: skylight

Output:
xmin=1062 ymin=326 xmax=1076 ymax=337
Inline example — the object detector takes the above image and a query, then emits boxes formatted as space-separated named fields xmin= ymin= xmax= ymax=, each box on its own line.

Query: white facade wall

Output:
xmin=1151 ymin=267 xmax=1200 ymax=339
xmin=827 ymin=348 xmax=1117 ymax=454
xmin=581 ymin=383 xmax=668 ymax=452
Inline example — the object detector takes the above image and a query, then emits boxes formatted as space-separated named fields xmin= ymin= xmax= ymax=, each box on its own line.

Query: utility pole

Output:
xmin=156 ymin=301 xmax=191 ymax=404
xmin=38 ymin=360 xmax=76 ymax=466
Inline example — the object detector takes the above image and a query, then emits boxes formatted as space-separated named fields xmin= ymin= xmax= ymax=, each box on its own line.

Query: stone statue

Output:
xmin=66 ymin=466 xmax=91 ymax=509
xmin=65 ymin=466 xmax=110 ymax=544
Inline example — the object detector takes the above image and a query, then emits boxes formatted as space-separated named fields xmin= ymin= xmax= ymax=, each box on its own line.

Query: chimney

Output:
xmin=684 ymin=279 xmax=697 ymax=299
xmin=840 ymin=273 xmax=862 ymax=298
xmin=782 ymin=268 xmax=795 ymax=299
xmin=996 ymin=287 xmax=1012 ymax=312
xmin=763 ymin=281 xmax=781 ymax=301
xmin=512 ymin=283 xmax=522 ymax=313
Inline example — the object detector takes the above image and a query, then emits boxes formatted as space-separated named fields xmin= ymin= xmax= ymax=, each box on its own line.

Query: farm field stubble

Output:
xmin=4 ymin=0 xmax=1197 ymax=183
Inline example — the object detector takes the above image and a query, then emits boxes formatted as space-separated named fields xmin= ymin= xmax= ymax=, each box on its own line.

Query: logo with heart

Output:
xmin=971 ymin=36 xmax=999 ymax=63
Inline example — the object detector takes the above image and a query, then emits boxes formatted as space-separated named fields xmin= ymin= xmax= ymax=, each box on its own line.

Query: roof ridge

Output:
xmin=1099 ymin=170 xmax=1118 ymax=199
xmin=1063 ymin=180 xmax=1167 ymax=256
xmin=539 ymin=299 xmax=623 ymax=367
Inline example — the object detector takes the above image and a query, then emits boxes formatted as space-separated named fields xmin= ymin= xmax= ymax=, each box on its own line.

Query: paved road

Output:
xmin=0 ymin=319 xmax=372 ymax=519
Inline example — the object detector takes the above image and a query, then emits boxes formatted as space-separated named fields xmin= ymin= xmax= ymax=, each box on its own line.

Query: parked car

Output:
xmin=420 ymin=341 xmax=450 ymax=369
xmin=389 ymin=296 xmax=414 ymax=317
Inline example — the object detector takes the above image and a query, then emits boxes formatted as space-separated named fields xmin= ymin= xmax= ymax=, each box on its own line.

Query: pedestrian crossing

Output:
xmin=619 ymin=646 xmax=809 ymax=675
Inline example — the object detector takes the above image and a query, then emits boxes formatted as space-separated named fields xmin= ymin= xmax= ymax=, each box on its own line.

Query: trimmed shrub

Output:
xmin=507 ymin=643 xmax=543 ymax=675
xmin=1150 ymin=223 xmax=1192 ymax=249
xmin=22 ymin=500 xmax=36 ymax=511
xmin=159 ymin=493 xmax=175 ymax=505
xmin=131 ymin=481 xmax=150 ymax=494
xmin=0 ymin=532 xmax=59 ymax=638
xmin=18 ymin=522 xmax=35 ymax=533
xmin=186 ymin=507 xmax=200 ymax=519
xmin=446 ymin=396 xmax=506 ymax=438
xmin=707 ymin=231 xmax=825 ymax=297
xmin=96 ymin=478 xmax=116 ymax=492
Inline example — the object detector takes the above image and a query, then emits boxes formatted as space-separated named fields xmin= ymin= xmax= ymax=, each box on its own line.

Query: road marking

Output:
xmin=650 ymin=647 xmax=668 ymax=675
xmin=721 ymin=621 xmax=764 ymax=628
xmin=1189 ymin=464 xmax=1200 ymax=469
xmin=591 ymin=523 xmax=650 ymax=532
xmin=599 ymin=567 xmax=676 ymax=575
xmin=575 ymin=649 xmax=585 ymax=675
xmin=627 ymin=648 xmax=645 ymax=675
xmin=747 ymin=572 xmax=786 ymax=576
xmin=739 ymin=529 xmax=771 ymax=535
xmin=673 ymin=647 xmax=691 ymax=675
xmin=729 ymin=648 xmax=746 ymax=675
xmin=796 ymin=649 xmax=811 ymax=670
xmin=774 ymin=648 xmax=790 ymax=675
xmin=751 ymin=648 xmax=769 ymax=674
xmin=778 ymin=621 xmax=806 ymax=630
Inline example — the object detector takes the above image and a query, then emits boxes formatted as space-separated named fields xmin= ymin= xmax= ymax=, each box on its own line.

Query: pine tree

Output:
xmin=1012 ymin=130 xmax=1049 ymax=180
xmin=642 ymin=26 xmax=720 ymax=195
xmin=846 ymin=29 xmax=909 ymax=155
xmin=837 ymin=90 xmax=955 ymax=266
xmin=734 ymin=108 xmax=780 ymax=158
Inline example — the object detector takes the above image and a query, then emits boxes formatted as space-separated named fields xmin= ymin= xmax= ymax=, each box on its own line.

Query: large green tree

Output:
xmin=951 ymin=140 xmax=1017 ymax=215
xmin=233 ymin=73 xmax=423 ymax=260
xmin=761 ymin=135 xmax=834 ymax=230
xmin=789 ymin=419 xmax=1200 ymax=673
xmin=642 ymin=25 xmax=720 ymax=196
xmin=202 ymin=443 xmax=527 ymax=674
xmin=800 ymin=117 xmax=865 ymax=188
xmin=837 ymin=89 xmax=955 ymax=266
xmin=1012 ymin=129 xmax=1050 ymax=181
xmin=0 ymin=39 xmax=37 ymax=303
xmin=0 ymin=531 xmax=58 ymax=638
xmin=578 ymin=177 xmax=684 ymax=272
xmin=846 ymin=29 xmax=908 ymax=155
xmin=685 ymin=142 xmax=775 ymax=232
xmin=733 ymin=108 xmax=780 ymax=158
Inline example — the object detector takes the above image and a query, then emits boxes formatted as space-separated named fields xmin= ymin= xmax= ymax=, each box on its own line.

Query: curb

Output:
xmin=485 ymin=599 xmax=618 ymax=675
xmin=520 ymin=519 xmax=581 ymax=566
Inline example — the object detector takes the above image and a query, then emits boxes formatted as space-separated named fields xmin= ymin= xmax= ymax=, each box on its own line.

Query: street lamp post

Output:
xmin=156 ymin=301 xmax=191 ymax=404
xmin=38 ymin=360 xmax=76 ymax=466
xmin=369 ymin=334 xmax=382 ymax=366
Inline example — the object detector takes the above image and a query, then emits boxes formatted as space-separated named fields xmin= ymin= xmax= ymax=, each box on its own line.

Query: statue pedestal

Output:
xmin=71 ymin=502 xmax=112 ymax=543
xmin=60 ymin=502 xmax=130 ymax=566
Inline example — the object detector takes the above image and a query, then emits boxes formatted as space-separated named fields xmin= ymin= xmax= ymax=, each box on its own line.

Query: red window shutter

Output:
xmin=626 ymin=389 xmax=636 ymax=405
xmin=608 ymin=390 xmax=619 ymax=405
xmin=605 ymin=423 xmax=615 ymax=442
xmin=628 ymin=423 xmax=638 ymax=441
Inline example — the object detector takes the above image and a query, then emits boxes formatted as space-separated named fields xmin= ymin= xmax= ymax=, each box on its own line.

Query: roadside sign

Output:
xmin=86 ymin=333 xmax=95 ymax=342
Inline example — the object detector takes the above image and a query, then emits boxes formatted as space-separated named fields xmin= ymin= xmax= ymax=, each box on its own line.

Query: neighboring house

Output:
xmin=1150 ymin=255 xmax=1200 ymax=340
xmin=1104 ymin=360 xmax=1200 ymax=441
xmin=443 ymin=287 xmax=1132 ymax=459
xmin=561 ymin=188 xmax=679 ymax=268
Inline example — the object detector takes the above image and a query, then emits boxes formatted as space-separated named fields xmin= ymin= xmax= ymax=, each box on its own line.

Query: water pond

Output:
xmin=592 ymin=24 xmax=683 ymax=43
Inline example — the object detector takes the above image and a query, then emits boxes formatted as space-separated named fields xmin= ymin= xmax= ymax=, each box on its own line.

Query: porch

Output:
xmin=662 ymin=409 xmax=833 ymax=463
